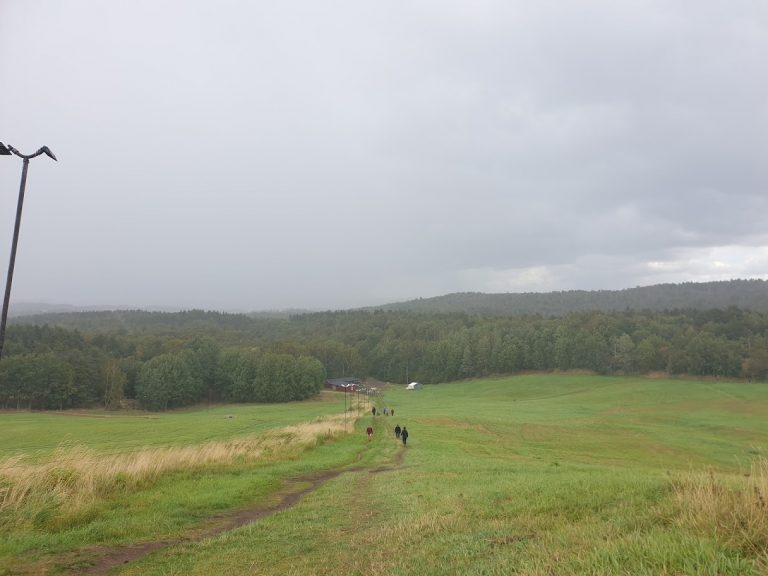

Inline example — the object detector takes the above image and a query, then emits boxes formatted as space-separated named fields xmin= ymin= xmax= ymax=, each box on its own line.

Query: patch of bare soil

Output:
xmin=362 ymin=377 xmax=394 ymax=393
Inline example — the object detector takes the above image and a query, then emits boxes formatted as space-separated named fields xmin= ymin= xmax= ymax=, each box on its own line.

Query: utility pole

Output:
xmin=0 ymin=143 xmax=57 ymax=360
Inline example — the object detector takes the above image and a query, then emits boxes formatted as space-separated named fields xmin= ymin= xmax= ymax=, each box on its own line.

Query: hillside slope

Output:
xmin=367 ymin=279 xmax=768 ymax=316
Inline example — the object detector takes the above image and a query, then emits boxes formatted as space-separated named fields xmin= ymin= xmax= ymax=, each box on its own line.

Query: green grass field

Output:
xmin=2 ymin=375 xmax=768 ymax=575
xmin=0 ymin=392 xmax=352 ymax=460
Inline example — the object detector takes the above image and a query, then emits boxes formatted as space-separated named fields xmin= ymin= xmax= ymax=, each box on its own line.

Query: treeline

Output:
xmin=3 ymin=307 xmax=768 ymax=410
xmin=285 ymin=308 xmax=768 ymax=383
xmin=0 ymin=328 xmax=325 ymax=410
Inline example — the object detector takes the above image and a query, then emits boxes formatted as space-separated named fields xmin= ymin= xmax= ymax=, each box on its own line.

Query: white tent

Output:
xmin=406 ymin=381 xmax=422 ymax=390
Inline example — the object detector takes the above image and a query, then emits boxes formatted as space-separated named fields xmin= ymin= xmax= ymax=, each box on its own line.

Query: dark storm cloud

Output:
xmin=0 ymin=1 xmax=766 ymax=310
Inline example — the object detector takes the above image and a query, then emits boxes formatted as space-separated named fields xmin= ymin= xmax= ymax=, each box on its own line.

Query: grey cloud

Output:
xmin=1 ymin=1 xmax=767 ymax=310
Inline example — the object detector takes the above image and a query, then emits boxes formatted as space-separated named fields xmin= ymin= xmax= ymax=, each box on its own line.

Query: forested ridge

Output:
xmin=13 ymin=280 xmax=768 ymax=328
xmin=3 ymin=299 xmax=768 ymax=410
xmin=368 ymin=279 xmax=768 ymax=316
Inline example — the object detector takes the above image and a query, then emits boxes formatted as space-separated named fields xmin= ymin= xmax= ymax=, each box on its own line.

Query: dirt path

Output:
xmin=64 ymin=445 xmax=408 ymax=575
xmin=68 ymin=468 xmax=345 ymax=575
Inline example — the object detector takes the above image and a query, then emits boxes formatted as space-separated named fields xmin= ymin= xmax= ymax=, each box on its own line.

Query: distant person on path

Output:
xmin=366 ymin=425 xmax=374 ymax=440
xmin=383 ymin=407 xmax=388 ymax=416
xmin=391 ymin=409 xmax=395 ymax=417
xmin=372 ymin=407 xmax=376 ymax=416
xmin=401 ymin=427 xmax=409 ymax=446
xmin=394 ymin=424 xmax=402 ymax=439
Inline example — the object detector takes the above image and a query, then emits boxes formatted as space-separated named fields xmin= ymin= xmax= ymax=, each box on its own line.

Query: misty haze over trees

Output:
xmin=2 ymin=280 xmax=768 ymax=411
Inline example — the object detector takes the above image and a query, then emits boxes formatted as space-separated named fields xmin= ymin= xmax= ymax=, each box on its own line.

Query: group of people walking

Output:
xmin=367 ymin=405 xmax=409 ymax=446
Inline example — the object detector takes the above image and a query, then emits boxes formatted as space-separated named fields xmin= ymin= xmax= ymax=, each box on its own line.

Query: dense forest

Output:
xmin=368 ymin=279 xmax=768 ymax=316
xmin=2 ymin=300 xmax=768 ymax=410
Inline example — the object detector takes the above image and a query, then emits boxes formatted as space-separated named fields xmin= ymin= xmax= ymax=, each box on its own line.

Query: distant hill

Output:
xmin=7 ymin=303 xmax=82 ymax=317
xmin=8 ymin=302 xmax=182 ymax=318
xmin=9 ymin=280 xmax=768 ymax=331
xmin=8 ymin=309 xmax=264 ymax=333
xmin=365 ymin=279 xmax=768 ymax=317
xmin=7 ymin=306 xmax=313 ymax=332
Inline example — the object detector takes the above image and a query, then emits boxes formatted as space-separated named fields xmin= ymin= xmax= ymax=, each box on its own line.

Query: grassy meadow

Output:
xmin=2 ymin=375 xmax=768 ymax=575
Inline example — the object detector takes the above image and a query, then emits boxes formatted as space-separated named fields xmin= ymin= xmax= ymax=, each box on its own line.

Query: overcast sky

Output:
xmin=1 ymin=1 xmax=767 ymax=311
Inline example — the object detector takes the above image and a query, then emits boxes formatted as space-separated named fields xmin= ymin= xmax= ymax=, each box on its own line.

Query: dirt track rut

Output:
xmin=67 ymin=444 xmax=407 ymax=575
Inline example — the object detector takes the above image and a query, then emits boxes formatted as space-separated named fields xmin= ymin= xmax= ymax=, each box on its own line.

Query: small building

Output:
xmin=325 ymin=377 xmax=361 ymax=392
xmin=406 ymin=381 xmax=422 ymax=390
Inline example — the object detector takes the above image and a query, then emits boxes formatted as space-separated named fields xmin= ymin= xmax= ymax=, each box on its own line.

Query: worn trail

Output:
xmin=63 ymin=443 xmax=406 ymax=575
xmin=71 ymin=468 xmax=345 ymax=576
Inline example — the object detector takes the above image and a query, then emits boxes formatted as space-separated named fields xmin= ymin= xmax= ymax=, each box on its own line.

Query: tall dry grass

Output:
xmin=673 ymin=457 xmax=768 ymax=555
xmin=0 ymin=413 xmax=351 ymax=531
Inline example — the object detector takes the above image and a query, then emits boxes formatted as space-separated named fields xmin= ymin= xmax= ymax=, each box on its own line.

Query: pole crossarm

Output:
xmin=5 ymin=145 xmax=57 ymax=162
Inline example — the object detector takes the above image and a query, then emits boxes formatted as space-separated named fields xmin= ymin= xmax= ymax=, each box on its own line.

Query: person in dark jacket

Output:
xmin=394 ymin=424 xmax=402 ymax=439
xmin=401 ymin=427 xmax=409 ymax=446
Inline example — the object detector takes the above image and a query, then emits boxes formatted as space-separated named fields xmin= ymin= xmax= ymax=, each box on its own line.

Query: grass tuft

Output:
xmin=674 ymin=457 xmax=768 ymax=554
